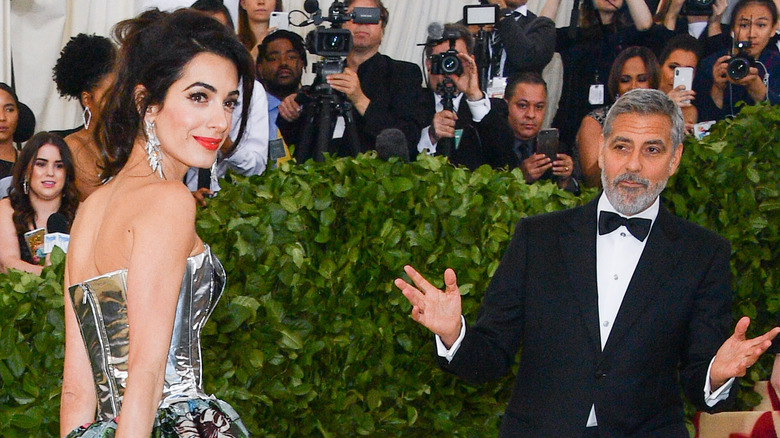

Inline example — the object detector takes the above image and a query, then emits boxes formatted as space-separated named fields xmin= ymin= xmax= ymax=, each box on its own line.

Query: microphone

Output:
xmin=375 ymin=129 xmax=409 ymax=162
xmin=304 ymin=0 xmax=320 ymax=14
xmin=427 ymin=21 xmax=444 ymax=42
xmin=44 ymin=212 xmax=70 ymax=254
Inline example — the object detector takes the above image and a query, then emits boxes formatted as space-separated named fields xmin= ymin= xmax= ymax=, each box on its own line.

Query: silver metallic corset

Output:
xmin=67 ymin=245 xmax=226 ymax=421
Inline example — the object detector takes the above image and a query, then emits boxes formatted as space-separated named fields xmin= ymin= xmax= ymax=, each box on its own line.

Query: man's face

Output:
xmin=343 ymin=0 xmax=384 ymax=52
xmin=426 ymin=39 xmax=468 ymax=92
xmin=599 ymin=113 xmax=683 ymax=216
xmin=506 ymin=82 xmax=546 ymax=141
xmin=257 ymin=38 xmax=304 ymax=97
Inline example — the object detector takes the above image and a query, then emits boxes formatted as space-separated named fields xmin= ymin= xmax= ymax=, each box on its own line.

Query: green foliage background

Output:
xmin=1 ymin=103 xmax=779 ymax=436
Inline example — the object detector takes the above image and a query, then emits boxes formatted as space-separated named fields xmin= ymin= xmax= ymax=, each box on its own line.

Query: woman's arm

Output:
xmin=0 ymin=199 xmax=43 ymax=275
xmin=576 ymin=115 xmax=605 ymax=188
xmin=113 ymin=182 xmax=198 ymax=438
xmin=61 ymin=267 xmax=99 ymax=436
xmin=626 ymin=0 xmax=653 ymax=31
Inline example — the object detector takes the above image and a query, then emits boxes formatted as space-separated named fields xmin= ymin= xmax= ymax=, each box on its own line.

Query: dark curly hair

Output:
xmin=9 ymin=132 xmax=79 ymax=236
xmin=52 ymin=34 xmax=116 ymax=106
xmin=96 ymin=8 xmax=255 ymax=180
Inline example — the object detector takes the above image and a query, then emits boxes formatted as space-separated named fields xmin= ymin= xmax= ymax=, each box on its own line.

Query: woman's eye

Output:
xmin=189 ymin=92 xmax=207 ymax=103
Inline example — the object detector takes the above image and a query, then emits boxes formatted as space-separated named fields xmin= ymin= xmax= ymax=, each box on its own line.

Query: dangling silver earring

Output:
xmin=23 ymin=177 xmax=29 ymax=195
xmin=82 ymin=107 xmax=92 ymax=130
xmin=144 ymin=119 xmax=164 ymax=179
xmin=210 ymin=156 xmax=219 ymax=187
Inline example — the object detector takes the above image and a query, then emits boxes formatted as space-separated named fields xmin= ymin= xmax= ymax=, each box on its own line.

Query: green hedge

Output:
xmin=1 ymin=103 xmax=779 ymax=436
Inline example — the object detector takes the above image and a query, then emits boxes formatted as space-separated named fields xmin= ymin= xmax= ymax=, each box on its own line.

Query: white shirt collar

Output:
xmin=514 ymin=5 xmax=529 ymax=16
xmin=598 ymin=191 xmax=660 ymax=222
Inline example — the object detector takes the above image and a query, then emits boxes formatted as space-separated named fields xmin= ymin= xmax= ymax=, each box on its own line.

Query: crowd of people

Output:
xmin=0 ymin=0 xmax=778 ymax=435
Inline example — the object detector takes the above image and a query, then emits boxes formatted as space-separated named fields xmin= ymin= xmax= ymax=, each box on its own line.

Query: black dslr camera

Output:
xmin=727 ymin=41 xmax=756 ymax=81
xmin=429 ymin=28 xmax=463 ymax=76
xmin=680 ymin=0 xmax=714 ymax=16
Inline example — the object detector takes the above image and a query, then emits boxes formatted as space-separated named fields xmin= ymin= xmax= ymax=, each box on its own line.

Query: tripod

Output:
xmin=295 ymin=61 xmax=361 ymax=162
xmin=435 ymin=78 xmax=459 ymax=157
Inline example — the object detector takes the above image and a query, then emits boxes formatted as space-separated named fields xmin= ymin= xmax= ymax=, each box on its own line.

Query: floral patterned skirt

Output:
xmin=65 ymin=398 xmax=249 ymax=438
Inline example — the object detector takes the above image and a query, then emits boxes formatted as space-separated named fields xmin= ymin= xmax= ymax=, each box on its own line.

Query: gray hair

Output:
xmin=603 ymin=89 xmax=685 ymax=151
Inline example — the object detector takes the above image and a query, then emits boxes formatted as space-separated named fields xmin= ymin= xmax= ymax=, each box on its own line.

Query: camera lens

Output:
xmin=442 ymin=56 xmax=459 ymax=74
xmin=728 ymin=57 xmax=750 ymax=81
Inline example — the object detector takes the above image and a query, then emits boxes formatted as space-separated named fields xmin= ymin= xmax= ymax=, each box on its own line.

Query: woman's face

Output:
xmin=0 ymin=89 xmax=19 ymax=144
xmin=660 ymin=49 xmax=698 ymax=92
xmin=618 ymin=56 xmax=651 ymax=96
xmin=732 ymin=3 xmax=776 ymax=57
xmin=240 ymin=0 xmax=274 ymax=23
xmin=593 ymin=0 xmax=624 ymax=13
xmin=29 ymin=144 xmax=66 ymax=201
xmin=147 ymin=52 xmax=239 ymax=175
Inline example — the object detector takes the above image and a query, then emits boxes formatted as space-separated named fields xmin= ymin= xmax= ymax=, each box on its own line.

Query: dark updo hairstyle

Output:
xmin=0 ymin=82 xmax=36 ymax=143
xmin=607 ymin=46 xmax=660 ymax=101
xmin=97 ymin=8 xmax=255 ymax=180
xmin=10 ymin=132 xmax=79 ymax=235
xmin=52 ymin=33 xmax=116 ymax=107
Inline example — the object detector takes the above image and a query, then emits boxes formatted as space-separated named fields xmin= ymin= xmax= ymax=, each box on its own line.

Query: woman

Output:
xmin=61 ymin=9 xmax=254 ymax=438
xmin=0 ymin=83 xmax=36 ymax=180
xmin=694 ymin=0 xmax=780 ymax=122
xmin=0 ymin=132 xmax=78 ymax=275
xmin=53 ymin=34 xmax=116 ymax=200
xmin=238 ymin=0 xmax=283 ymax=60
xmin=576 ymin=46 xmax=660 ymax=187
xmin=658 ymin=34 xmax=703 ymax=129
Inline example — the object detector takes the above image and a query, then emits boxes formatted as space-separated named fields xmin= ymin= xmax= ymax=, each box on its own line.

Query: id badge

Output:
xmin=588 ymin=84 xmax=604 ymax=106
xmin=454 ymin=129 xmax=464 ymax=150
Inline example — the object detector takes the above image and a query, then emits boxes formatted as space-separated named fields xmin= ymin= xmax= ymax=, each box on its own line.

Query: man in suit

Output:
xmin=485 ymin=0 xmax=556 ymax=78
xmin=417 ymin=23 xmax=512 ymax=170
xmin=395 ymin=88 xmax=780 ymax=437
xmin=277 ymin=0 xmax=426 ymax=161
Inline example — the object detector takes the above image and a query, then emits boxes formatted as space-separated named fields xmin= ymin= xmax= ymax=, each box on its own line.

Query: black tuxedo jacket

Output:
xmin=439 ymin=196 xmax=736 ymax=437
xmin=421 ymin=90 xmax=514 ymax=170
xmin=494 ymin=12 xmax=556 ymax=77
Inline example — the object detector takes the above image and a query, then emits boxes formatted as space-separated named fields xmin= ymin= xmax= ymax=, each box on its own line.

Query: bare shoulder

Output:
xmin=0 ymin=197 xmax=11 ymax=215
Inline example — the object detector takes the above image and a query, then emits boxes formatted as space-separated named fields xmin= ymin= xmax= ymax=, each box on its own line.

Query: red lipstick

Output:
xmin=194 ymin=136 xmax=221 ymax=151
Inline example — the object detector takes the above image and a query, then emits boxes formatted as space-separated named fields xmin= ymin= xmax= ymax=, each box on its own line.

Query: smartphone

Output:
xmin=673 ymin=67 xmax=694 ymax=91
xmin=536 ymin=128 xmax=559 ymax=163
xmin=269 ymin=12 xmax=289 ymax=31
xmin=463 ymin=4 xmax=499 ymax=26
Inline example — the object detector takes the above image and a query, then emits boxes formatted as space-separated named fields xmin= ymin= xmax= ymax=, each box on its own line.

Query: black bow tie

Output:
xmin=598 ymin=211 xmax=652 ymax=242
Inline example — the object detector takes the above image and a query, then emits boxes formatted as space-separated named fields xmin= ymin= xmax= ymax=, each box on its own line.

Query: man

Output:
xmin=485 ymin=0 xmax=555 ymax=78
xmin=496 ymin=72 xmax=579 ymax=191
xmin=278 ymin=0 xmax=426 ymax=160
xmin=418 ymin=23 xmax=511 ymax=170
xmin=395 ymin=89 xmax=780 ymax=437
xmin=257 ymin=30 xmax=306 ymax=166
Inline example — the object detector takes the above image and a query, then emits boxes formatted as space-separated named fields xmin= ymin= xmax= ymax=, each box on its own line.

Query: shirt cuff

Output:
xmin=704 ymin=356 xmax=734 ymax=406
xmin=466 ymin=93 xmax=491 ymax=122
xmin=418 ymin=126 xmax=437 ymax=155
xmin=435 ymin=315 xmax=467 ymax=363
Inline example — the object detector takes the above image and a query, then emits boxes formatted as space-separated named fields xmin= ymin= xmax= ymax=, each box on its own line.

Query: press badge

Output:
xmin=589 ymin=84 xmax=604 ymax=105
xmin=454 ymin=129 xmax=464 ymax=150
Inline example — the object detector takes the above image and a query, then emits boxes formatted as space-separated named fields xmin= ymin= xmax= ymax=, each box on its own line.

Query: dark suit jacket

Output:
xmin=420 ymin=90 xmax=514 ymax=170
xmin=278 ymin=53 xmax=426 ymax=162
xmin=494 ymin=12 xmax=556 ymax=77
xmin=438 ymin=196 xmax=736 ymax=437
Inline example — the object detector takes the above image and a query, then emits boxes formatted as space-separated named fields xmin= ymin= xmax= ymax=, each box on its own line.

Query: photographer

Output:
xmin=419 ymin=23 xmax=513 ymax=169
xmin=484 ymin=0 xmax=556 ymax=77
xmin=694 ymin=0 xmax=780 ymax=121
xmin=278 ymin=0 xmax=426 ymax=159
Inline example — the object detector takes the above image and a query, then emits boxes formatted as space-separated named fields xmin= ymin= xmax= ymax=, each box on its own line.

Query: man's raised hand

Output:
xmin=395 ymin=265 xmax=463 ymax=347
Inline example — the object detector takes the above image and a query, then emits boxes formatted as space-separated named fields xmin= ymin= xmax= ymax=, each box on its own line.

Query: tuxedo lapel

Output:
xmin=600 ymin=204 xmax=682 ymax=360
xmin=560 ymin=198 xmax=601 ymax=351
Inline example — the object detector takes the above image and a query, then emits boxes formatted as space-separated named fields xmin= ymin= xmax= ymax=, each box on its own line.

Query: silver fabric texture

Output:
xmin=68 ymin=245 xmax=226 ymax=421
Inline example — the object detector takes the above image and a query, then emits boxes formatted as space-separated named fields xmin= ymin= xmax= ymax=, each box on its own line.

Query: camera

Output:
xmin=428 ymin=28 xmax=463 ymax=76
xmin=727 ymin=41 xmax=755 ymax=81
xmin=306 ymin=28 xmax=352 ymax=58
xmin=680 ymin=0 xmax=714 ymax=16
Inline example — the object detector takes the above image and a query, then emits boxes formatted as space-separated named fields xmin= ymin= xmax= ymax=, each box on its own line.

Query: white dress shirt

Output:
xmin=490 ymin=5 xmax=529 ymax=78
xmin=417 ymin=92 xmax=491 ymax=155
xmin=438 ymin=192 xmax=733 ymax=428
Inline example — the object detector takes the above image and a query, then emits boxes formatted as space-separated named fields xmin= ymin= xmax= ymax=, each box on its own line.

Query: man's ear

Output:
xmin=669 ymin=143 xmax=684 ymax=176
xmin=597 ymin=133 xmax=606 ymax=170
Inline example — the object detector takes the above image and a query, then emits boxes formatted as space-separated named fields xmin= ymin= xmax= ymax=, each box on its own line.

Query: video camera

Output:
xmin=298 ymin=0 xmax=381 ymax=77
xmin=463 ymin=1 xmax=500 ymax=26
